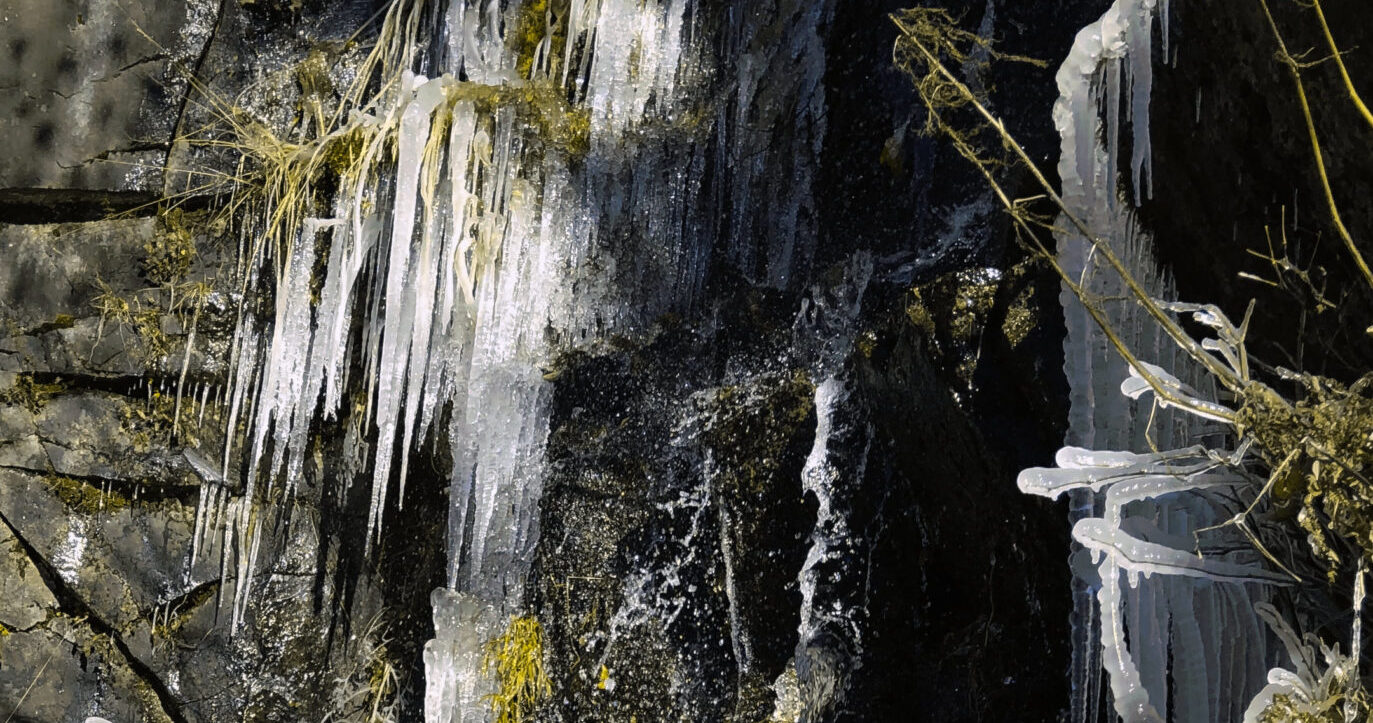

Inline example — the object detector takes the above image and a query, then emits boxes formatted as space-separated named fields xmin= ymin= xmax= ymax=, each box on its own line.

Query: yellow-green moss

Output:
xmin=147 ymin=208 xmax=200 ymax=287
xmin=509 ymin=0 xmax=571 ymax=81
xmin=906 ymin=264 xmax=1042 ymax=381
xmin=44 ymin=475 xmax=129 ymax=514
xmin=906 ymin=288 xmax=937 ymax=337
xmin=27 ymin=313 xmax=77 ymax=335
xmin=1235 ymin=377 xmax=1373 ymax=578
xmin=502 ymin=83 xmax=591 ymax=159
xmin=295 ymin=46 xmax=338 ymax=133
xmin=1002 ymin=302 xmax=1035 ymax=349
xmin=1259 ymin=690 xmax=1370 ymax=722
xmin=121 ymin=388 xmax=207 ymax=451
xmin=320 ymin=125 xmax=371 ymax=176
xmin=855 ymin=329 xmax=878 ymax=358
xmin=0 ymin=374 xmax=64 ymax=413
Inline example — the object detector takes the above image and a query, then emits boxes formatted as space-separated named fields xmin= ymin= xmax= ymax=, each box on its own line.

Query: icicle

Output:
xmin=367 ymin=71 xmax=447 ymax=545
xmin=197 ymin=382 xmax=210 ymax=428
xmin=1119 ymin=360 xmax=1235 ymax=422
xmin=1351 ymin=557 xmax=1366 ymax=723
xmin=185 ymin=447 xmax=224 ymax=565
xmin=1127 ymin=0 xmax=1155 ymax=204
xmin=207 ymin=3 xmax=716 ymax=719
xmin=220 ymin=327 xmax=257 ymax=482
xmin=1097 ymin=554 xmax=1165 ymax=722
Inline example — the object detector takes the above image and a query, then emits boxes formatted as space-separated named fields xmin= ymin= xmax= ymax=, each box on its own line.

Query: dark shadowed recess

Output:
xmin=1141 ymin=0 xmax=1373 ymax=383
xmin=816 ymin=1 xmax=1106 ymax=720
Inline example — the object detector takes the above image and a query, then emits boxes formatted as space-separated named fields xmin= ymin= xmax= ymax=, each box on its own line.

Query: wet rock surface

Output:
xmin=0 ymin=0 xmax=1126 ymax=721
xmin=0 ymin=0 xmax=219 ymax=191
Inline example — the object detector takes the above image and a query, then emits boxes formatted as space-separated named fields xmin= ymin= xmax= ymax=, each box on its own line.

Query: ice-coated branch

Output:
xmin=1075 ymin=519 xmax=1293 ymax=585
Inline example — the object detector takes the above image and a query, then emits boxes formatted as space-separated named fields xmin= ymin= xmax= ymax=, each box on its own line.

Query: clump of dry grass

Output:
xmin=482 ymin=615 xmax=552 ymax=723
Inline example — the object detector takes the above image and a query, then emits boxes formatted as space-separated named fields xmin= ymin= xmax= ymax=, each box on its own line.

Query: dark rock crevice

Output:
xmin=0 ymin=464 xmax=199 ymax=506
xmin=0 ymin=189 xmax=160 ymax=224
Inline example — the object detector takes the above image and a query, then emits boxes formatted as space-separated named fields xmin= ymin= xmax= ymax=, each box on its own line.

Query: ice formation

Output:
xmin=1241 ymin=595 xmax=1365 ymax=723
xmin=196 ymin=0 xmax=844 ymax=718
xmin=1041 ymin=0 xmax=1280 ymax=720
xmin=791 ymin=254 xmax=873 ymax=721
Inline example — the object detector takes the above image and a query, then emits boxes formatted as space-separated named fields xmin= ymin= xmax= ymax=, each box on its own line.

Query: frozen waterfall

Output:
xmin=200 ymin=0 xmax=841 ymax=719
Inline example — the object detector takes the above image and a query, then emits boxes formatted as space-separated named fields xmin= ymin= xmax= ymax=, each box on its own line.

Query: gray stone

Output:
xmin=0 ymin=0 xmax=221 ymax=190
xmin=0 ymin=522 xmax=57 ymax=632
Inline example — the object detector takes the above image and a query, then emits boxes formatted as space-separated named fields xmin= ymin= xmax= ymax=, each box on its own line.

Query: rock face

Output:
xmin=0 ymin=0 xmax=218 ymax=191
xmin=0 ymin=0 xmax=1121 ymax=721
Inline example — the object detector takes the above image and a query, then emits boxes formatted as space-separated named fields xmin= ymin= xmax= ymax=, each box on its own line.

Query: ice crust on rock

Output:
xmin=423 ymin=589 xmax=501 ymax=723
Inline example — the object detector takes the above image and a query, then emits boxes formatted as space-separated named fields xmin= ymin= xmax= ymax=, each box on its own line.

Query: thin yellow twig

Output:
xmin=1258 ymin=0 xmax=1373 ymax=293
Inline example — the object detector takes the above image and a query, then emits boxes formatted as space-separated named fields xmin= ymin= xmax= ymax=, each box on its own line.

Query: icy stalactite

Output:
xmin=424 ymin=589 xmax=503 ymax=723
xmin=1050 ymin=0 xmax=1276 ymax=720
xmin=1023 ymin=446 xmax=1291 ymax=723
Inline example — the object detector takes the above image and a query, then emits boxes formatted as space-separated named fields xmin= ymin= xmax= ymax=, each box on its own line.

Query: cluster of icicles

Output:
xmin=1027 ymin=0 xmax=1365 ymax=721
xmin=171 ymin=0 xmax=853 ymax=718
xmin=187 ymin=0 xmax=691 ymax=640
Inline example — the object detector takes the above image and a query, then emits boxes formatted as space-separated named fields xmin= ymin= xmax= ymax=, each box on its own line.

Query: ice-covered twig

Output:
xmin=1120 ymin=361 xmax=1234 ymax=423
xmin=1075 ymin=519 xmax=1293 ymax=585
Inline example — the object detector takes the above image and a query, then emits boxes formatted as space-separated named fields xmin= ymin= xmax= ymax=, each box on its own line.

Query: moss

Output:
xmin=1235 ymin=376 xmax=1373 ymax=577
xmin=483 ymin=615 xmax=552 ymax=723
xmin=0 ymin=373 xmax=64 ymax=413
xmin=151 ymin=583 xmax=218 ymax=641
xmin=92 ymin=282 xmax=132 ymax=325
xmin=1001 ymin=302 xmax=1035 ymax=349
xmin=121 ymin=387 xmax=207 ymax=451
xmin=505 ymin=83 xmax=591 ymax=160
xmin=132 ymin=308 xmax=173 ymax=364
xmin=320 ymin=125 xmax=370 ymax=176
xmin=510 ymin=0 xmax=571 ymax=81
xmin=44 ymin=475 xmax=129 ymax=514
xmin=147 ymin=208 xmax=199 ymax=287
xmin=364 ymin=655 xmax=400 ymax=720
xmin=295 ymin=46 xmax=337 ymax=133
xmin=27 ymin=313 xmax=77 ymax=335
xmin=855 ymin=329 xmax=878 ymax=358
xmin=906 ymin=268 xmax=999 ymax=386
xmin=905 ymin=288 xmax=937 ymax=337
xmin=906 ymin=264 xmax=1043 ymax=383
xmin=702 ymin=371 xmax=816 ymax=497
xmin=1259 ymin=690 xmax=1370 ymax=722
